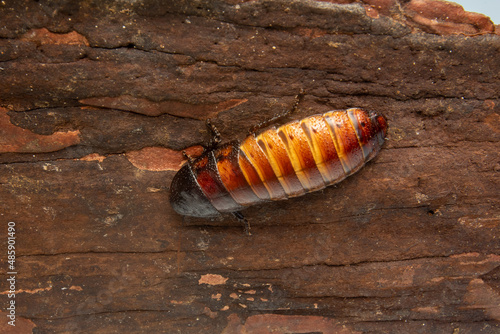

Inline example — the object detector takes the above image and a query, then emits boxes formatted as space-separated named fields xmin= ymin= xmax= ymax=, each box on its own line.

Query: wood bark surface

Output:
xmin=0 ymin=0 xmax=499 ymax=333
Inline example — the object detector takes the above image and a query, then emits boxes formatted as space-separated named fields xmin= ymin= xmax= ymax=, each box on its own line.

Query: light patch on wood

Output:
xmin=458 ymin=253 xmax=500 ymax=270
xmin=463 ymin=278 xmax=500 ymax=320
xmin=458 ymin=216 xmax=500 ymax=229
xmin=0 ymin=107 xmax=81 ymax=153
xmin=430 ymin=277 xmax=445 ymax=283
xmin=198 ymin=274 xmax=228 ymax=286
xmin=21 ymin=28 xmax=90 ymax=46
xmin=80 ymin=153 xmax=106 ymax=162
xmin=415 ymin=192 xmax=429 ymax=204
xmin=170 ymin=300 xmax=186 ymax=305
xmin=0 ymin=286 xmax=53 ymax=295
xmin=484 ymin=110 xmax=500 ymax=134
xmin=405 ymin=0 xmax=494 ymax=35
xmin=4 ymin=175 xmax=48 ymax=195
xmin=412 ymin=306 xmax=441 ymax=314
xmin=222 ymin=313 xmax=362 ymax=334
xmin=126 ymin=146 xmax=203 ymax=171
xmin=364 ymin=5 xmax=380 ymax=19
xmin=450 ymin=252 xmax=481 ymax=259
xmin=203 ymin=307 xmax=218 ymax=319
xmin=0 ymin=311 xmax=36 ymax=333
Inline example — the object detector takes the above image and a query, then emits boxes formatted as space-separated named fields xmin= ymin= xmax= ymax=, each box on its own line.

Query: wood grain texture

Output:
xmin=0 ymin=0 xmax=499 ymax=333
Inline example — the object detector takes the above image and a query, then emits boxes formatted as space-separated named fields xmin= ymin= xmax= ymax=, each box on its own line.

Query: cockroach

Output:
xmin=170 ymin=106 xmax=387 ymax=233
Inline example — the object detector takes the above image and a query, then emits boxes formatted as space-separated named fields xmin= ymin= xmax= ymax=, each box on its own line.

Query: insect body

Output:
xmin=170 ymin=108 xmax=387 ymax=219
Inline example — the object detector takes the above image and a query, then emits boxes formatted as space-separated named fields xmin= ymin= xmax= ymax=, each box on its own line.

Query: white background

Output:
xmin=451 ymin=0 xmax=499 ymax=24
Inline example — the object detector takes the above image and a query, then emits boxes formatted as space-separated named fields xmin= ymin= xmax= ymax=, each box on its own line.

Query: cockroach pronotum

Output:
xmin=170 ymin=106 xmax=387 ymax=234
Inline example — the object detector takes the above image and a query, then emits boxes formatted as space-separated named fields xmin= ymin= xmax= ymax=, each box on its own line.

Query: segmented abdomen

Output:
xmin=170 ymin=108 xmax=387 ymax=217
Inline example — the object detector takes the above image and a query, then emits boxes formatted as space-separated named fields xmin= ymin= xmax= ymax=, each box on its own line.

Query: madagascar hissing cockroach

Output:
xmin=169 ymin=108 xmax=387 ymax=232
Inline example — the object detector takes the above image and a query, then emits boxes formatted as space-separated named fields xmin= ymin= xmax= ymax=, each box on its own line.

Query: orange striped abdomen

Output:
xmin=169 ymin=108 xmax=387 ymax=217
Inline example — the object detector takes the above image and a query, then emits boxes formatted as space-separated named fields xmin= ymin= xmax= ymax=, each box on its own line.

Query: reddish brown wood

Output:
xmin=0 ymin=0 xmax=499 ymax=333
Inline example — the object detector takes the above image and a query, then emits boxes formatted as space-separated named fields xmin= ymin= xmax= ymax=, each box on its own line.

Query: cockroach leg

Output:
xmin=205 ymin=118 xmax=221 ymax=149
xmin=248 ymin=90 xmax=305 ymax=135
xmin=182 ymin=150 xmax=194 ymax=164
xmin=291 ymin=89 xmax=305 ymax=113
xmin=232 ymin=211 xmax=251 ymax=236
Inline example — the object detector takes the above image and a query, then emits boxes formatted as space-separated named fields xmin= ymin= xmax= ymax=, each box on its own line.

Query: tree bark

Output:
xmin=0 ymin=0 xmax=499 ymax=333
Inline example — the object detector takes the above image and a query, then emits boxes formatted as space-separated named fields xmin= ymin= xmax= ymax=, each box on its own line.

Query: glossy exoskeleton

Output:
xmin=170 ymin=108 xmax=387 ymax=226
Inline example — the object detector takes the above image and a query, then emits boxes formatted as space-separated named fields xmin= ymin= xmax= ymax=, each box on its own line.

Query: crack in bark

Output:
xmin=24 ymin=308 xmax=181 ymax=322
xmin=16 ymin=248 xmax=179 ymax=258
xmin=181 ymin=252 xmax=490 ymax=274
